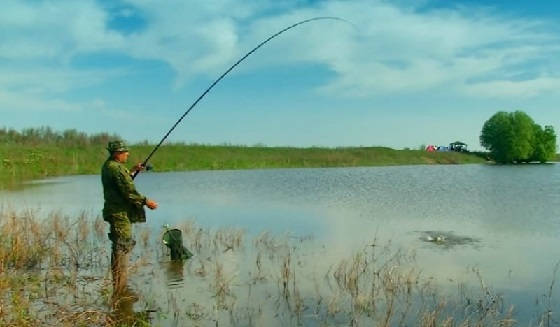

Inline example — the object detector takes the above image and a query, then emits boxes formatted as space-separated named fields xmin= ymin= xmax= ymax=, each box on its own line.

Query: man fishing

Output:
xmin=99 ymin=17 xmax=341 ymax=292
xmin=101 ymin=140 xmax=158 ymax=294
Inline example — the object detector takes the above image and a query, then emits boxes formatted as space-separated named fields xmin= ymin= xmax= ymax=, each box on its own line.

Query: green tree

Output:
xmin=480 ymin=110 xmax=556 ymax=163
xmin=480 ymin=111 xmax=515 ymax=163
xmin=530 ymin=125 xmax=557 ymax=163
xmin=510 ymin=111 xmax=535 ymax=162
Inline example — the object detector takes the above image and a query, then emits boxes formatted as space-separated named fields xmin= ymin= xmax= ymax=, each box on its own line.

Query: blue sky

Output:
xmin=2 ymin=0 xmax=560 ymax=150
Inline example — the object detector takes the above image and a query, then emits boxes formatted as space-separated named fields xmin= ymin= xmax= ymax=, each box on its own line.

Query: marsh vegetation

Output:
xmin=1 ymin=209 xmax=558 ymax=326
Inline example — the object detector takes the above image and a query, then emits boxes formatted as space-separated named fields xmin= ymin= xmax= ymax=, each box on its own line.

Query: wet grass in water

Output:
xmin=0 ymin=209 xmax=558 ymax=326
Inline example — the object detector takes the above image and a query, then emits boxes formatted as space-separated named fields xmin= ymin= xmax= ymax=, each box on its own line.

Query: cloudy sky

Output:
xmin=2 ymin=0 xmax=560 ymax=150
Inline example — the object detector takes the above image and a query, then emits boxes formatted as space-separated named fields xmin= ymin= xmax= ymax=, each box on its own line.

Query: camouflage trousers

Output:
xmin=104 ymin=211 xmax=136 ymax=253
xmin=104 ymin=212 xmax=136 ymax=293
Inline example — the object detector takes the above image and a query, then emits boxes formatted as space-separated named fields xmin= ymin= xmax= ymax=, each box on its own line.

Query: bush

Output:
xmin=480 ymin=111 xmax=556 ymax=163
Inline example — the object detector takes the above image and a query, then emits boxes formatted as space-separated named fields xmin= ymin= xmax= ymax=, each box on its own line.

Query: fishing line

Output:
xmin=133 ymin=16 xmax=348 ymax=179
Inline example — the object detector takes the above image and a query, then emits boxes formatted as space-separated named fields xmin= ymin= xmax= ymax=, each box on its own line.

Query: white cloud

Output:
xmin=0 ymin=89 xmax=165 ymax=130
xmin=1 ymin=0 xmax=560 ymax=105
xmin=0 ymin=0 xmax=123 ymax=61
xmin=463 ymin=76 xmax=560 ymax=98
xmin=117 ymin=0 xmax=267 ymax=85
xmin=249 ymin=0 xmax=560 ymax=98
xmin=0 ymin=90 xmax=82 ymax=112
xmin=0 ymin=66 xmax=124 ymax=94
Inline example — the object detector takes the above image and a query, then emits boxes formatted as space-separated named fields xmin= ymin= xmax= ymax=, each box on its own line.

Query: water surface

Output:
xmin=2 ymin=164 xmax=559 ymax=323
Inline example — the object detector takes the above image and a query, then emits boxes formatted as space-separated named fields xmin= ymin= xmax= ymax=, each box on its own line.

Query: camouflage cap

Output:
xmin=106 ymin=140 xmax=129 ymax=153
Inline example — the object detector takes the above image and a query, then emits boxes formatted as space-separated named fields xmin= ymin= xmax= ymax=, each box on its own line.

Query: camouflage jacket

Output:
xmin=101 ymin=158 xmax=146 ymax=223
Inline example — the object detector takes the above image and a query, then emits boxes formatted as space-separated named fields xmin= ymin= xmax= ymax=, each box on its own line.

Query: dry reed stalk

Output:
xmin=214 ymin=228 xmax=244 ymax=253
xmin=381 ymin=268 xmax=397 ymax=327
xmin=93 ymin=216 xmax=105 ymax=240
xmin=327 ymin=293 xmax=341 ymax=317
xmin=540 ymin=260 xmax=560 ymax=327
xmin=139 ymin=227 xmax=150 ymax=248
xmin=289 ymin=263 xmax=304 ymax=324
xmin=252 ymin=251 xmax=267 ymax=282
xmin=192 ymin=258 xmax=208 ymax=278
xmin=253 ymin=231 xmax=289 ymax=260
xmin=396 ymin=268 xmax=418 ymax=326
xmin=49 ymin=212 xmax=65 ymax=266
xmin=280 ymin=251 xmax=292 ymax=301
xmin=57 ymin=309 xmax=113 ymax=326
xmin=77 ymin=211 xmax=89 ymax=243
xmin=0 ymin=208 xmax=557 ymax=326
xmin=212 ymin=261 xmax=232 ymax=310
xmin=179 ymin=220 xmax=196 ymax=237
xmin=418 ymin=301 xmax=445 ymax=327
xmin=193 ymin=228 xmax=206 ymax=254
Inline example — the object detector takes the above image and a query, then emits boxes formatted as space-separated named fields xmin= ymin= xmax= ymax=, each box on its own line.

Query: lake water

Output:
xmin=2 ymin=164 xmax=560 ymax=324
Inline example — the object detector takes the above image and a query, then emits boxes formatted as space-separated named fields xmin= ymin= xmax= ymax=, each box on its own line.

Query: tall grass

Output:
xmin=0 ymin=209 xmax=112 ymax=326
xmin=0 ymin=127 xmax=117 ymax=188
xmin=0 ymin=127 xmax=486 ymax=188
xmin=134 ymin=143 xmax=487 ymax=172
xmin=1 ymin=208 xmax=557 ymax=326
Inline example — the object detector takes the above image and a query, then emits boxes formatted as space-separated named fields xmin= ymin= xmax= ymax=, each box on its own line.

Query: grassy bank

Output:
xmin=2 ymin=209 xmax=556 ymax=326
xmin=0 ymin=138 xmax=487 ymax=188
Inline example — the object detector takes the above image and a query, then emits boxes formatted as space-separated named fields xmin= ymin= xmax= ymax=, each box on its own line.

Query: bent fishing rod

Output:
xmin=132 ymin=16 xmax=346 ymax=179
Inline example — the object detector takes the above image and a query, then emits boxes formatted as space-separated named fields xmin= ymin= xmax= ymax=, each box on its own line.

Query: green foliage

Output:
xmin=0 ymin=126 xmax=119 ymax=146
xmin=480 ymin=111 xmax=557 ymax=163
xmin=510 ymin=111 xmax=535 ymax=160
xmin=0 ymin=127 xmax=487 ymax=188
xmin=531 ymin=125 xmax=557 ymax=163
xmin=480 ymin=111 xmax=514 ymax=163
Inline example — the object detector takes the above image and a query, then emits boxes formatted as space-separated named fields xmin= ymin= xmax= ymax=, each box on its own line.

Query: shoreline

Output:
xmin=1 ymin=143 xmax=487 ymax=189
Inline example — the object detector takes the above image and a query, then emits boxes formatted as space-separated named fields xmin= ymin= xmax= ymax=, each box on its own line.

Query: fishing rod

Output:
xmin=133 ymin=16 xmax=346 ymax=179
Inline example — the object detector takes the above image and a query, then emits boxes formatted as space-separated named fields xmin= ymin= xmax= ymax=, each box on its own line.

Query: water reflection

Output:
xmin=2 ymin=164 xmax=560 ymax=324
xmin=112 ymin=286 xmax=141 ymax=322
xmin=164 ymin=260 xmax=185 ymax=289
xmin=111 ymin=286 xmax=151 ymax=326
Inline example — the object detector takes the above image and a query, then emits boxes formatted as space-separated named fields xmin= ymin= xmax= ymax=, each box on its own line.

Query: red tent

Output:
xmin=425 ymin=145 xmax=436 ymax=152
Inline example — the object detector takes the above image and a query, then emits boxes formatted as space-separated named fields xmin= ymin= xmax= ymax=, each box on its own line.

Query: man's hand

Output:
xmin=146 ymin=199 xmax=158 ymax=210
xmin=131 ymin=162 xmax=146 ymax=174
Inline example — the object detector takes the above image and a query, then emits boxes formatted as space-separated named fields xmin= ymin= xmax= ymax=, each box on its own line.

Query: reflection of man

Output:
xmin=101 ymin=140 xmax=158 ymax=294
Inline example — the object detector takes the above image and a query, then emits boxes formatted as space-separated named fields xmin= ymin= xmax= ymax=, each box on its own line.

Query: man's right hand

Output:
xmin=146 ymin=199 xmax=158 ymax=210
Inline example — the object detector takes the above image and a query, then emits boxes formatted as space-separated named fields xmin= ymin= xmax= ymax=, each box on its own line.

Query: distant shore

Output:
xmin=1 ymin=142 xmax=487 ymax=188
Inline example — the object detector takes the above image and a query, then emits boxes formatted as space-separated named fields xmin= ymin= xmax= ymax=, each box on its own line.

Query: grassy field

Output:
xmin=0 ymin=143 xmax=487 ymax=188
xmin=0 ymin=127 xmax=487 ymax=188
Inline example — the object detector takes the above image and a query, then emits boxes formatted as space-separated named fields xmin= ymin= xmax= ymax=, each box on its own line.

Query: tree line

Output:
xmin=480 ymin=111 xmax=557 ymax=163
xmin=2 ymin=119 xmax=556 ymax=165
xmin=0 ymin=127 xmax=120 ymax=147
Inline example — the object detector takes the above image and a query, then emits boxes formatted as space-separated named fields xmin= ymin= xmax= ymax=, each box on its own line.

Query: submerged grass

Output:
xmin=1 ymin=209 xmax=558 ymax=326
